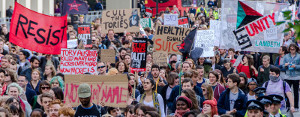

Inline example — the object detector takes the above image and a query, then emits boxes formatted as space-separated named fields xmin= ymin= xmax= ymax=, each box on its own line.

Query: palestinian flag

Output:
xmin=236 ymin=1 xmax=263 ymax=29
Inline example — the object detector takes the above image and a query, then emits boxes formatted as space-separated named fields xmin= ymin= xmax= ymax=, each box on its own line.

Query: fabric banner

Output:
xmin=140 ymin=18 xmax=152 ymax=29
xmin=190 ymin=30 xmax=215 ymax=61
xmin=64 ymin=74 xmax=128 ymax=107
xmin=130 ymin=38 xmax=147 ymax=72
xmin=60 ymin=49 xmax=97 ymax=74
xmin=209 ymin=20 xmax=221 ymax=46
xmin=153 ymin=25 xmax=191 ymax=54
xmin=9 ymin=2 xmax=67 ymax=55
xmin=77 ymin=24 xmax=92 ymax=47
xmin=178 ymin=17 xmax=189 ymax=28
xmin=220 ymin=0 xmax=288 ymax=53
xmin=62 ymin=0 xmax=89 ymax=15
xmin=101 ymin=9 xmax=140 ymax=33
xmin=164 ymin=14 xmax=179 ymax=26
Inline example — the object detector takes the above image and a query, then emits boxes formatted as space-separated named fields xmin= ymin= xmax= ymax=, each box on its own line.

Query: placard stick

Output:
xmin=133 ymin=71 xmax=137 ymax=99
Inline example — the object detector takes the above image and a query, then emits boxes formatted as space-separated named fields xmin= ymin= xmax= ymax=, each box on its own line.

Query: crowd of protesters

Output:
xmin=0 ymin=0 xmax=299 ymax=117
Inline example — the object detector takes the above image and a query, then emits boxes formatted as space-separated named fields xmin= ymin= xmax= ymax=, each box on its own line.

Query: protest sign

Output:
xmin=140 ymin=18 xmax=151 ymax=29
xmin=153 ymin=52 xmax=168 ymax=66
xmin=9 ymin=2 xmax=67 ymax=55
xmin=67 ymin=39 xmax=78 ymax=49
xmin=164 ymin=14 xmax=178 ymax=26
xmin=178 ymin=17 xmax=189 ymax=28
xmin=209 ymin=20 xmax=221 ymax=46
xmin=153 ymin=25 xmax=191 ymax=54
xmin=102 ymin=9 xmax=140 ymax=33
xmin=64 ymin=74 xmax=128 ymax=107
xmin=61 ymin=0 xmax=89 ymax=15
xmin=130 ymin=38 xmax=147 ymax=72
xmin=101 ymin=49 xmax=116 ymax=63
xmin=190 ymin=30 xmax=215 ymax=61
xmin=77 ymin=25 xmax=92 ymax=47
xmin=220 ymin=0 xmax=288 ymax=53
xmin=60 ymin=49 xmax=97 ymax=74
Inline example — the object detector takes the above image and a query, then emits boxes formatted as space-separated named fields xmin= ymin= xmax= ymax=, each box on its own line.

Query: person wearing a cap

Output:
xmin=262 ymin=67 xmax=294 ymax=113
xmin=173 ymin=96 xmax=193 ymax=117
xmin=246 ymin=78 xmax=258 ymax=101
xmin=268 ymin=94 xmax=287 ymax=117
xmin=257 ymin=96 xmax=273 ymax=117
xmin=217 ymin=73 xmax=247 ymax=116
xmin=74 ymin=83 xmax=106 ymax=117
xmin=246 ymin=100 xmax=264 ymax=117
xmin=253 ymin=87 xmax=266 ymax=98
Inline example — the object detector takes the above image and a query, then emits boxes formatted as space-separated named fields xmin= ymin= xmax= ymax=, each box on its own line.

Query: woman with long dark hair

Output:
xmin=237 ymin=55 xmax=258 ymax=78
xmin=136 ymin=78 xmax=165 ymax=117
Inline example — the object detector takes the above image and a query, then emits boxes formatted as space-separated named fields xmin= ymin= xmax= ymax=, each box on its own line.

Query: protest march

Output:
xmin=1 ymin=0 xmax=300 ymax=117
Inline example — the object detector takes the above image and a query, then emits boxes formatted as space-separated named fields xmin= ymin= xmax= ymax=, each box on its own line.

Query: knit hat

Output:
xmin=176 ymin=96 xmax=192 ymax=108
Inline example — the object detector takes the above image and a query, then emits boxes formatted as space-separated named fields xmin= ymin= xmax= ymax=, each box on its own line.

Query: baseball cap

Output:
xmin=247 ymin=78 xmax=257 ymax=84
xmin=78 ymin=83 xmax=91 ymax=98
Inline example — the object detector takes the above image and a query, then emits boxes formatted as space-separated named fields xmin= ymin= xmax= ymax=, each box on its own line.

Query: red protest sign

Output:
xmin=60 ymin=49 xmax=97 ymax=74
xmin=9 ymin=2 xmax=67 ymax=55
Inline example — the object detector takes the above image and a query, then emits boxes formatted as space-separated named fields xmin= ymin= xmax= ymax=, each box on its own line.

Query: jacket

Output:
xmin=21 ymin=68 xmax=44 ymax=81
xmin=167 ymin=85 xmax=203 ymax=113
xmin=213 ymin=83 xmax=225 ymax=101
xmin=257 ymin=65 xmax=276 ymax=86
xmin=39 ymin=56 xmax=59 ymax=72
xmin=25 ymin=87 xmax=37 ymax=107
xmin=217 ymin=88 xmax=247 ymax=117
xmin=281 ymin=53 xmax=300 ymax=80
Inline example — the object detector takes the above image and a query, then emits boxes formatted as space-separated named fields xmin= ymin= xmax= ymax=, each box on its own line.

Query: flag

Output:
xmin=236 ymin=1 xmax=263 ymax=29
xmin=9 ymin=2 xmax=67 ymax=55
xmin=62 ymin=0 xmax=88 ymax=15
xmin=177 ymin=28 xmax=197 ymax=61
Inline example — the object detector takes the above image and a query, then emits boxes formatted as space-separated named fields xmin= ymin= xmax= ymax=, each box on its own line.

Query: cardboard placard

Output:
xmin=60 ymin=49 xmax=97 ymax=74
xmin=153 ymin=25 xmax=191 ymax=54
xmin=101 ymin=9 xmax=140 ymax=33
xmin=77 ymin=25 xmax=92 ymax=47
xmin=101 ymin=49 xmax=116 ymax=63
xmin=130 ymin=38 xmax=147 ymax=72
xmin=164 ymin=14 xmax=178 ymax=26
xmin=64 ymin=74 xmax=128 ymax=107
xmin=153 ymin=52 xmax=168 ymax=66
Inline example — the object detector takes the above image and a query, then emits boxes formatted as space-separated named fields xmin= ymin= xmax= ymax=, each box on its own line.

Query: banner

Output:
xmin=62 ymin=0 xmax=89 ymax=15
xmin=190 ymin=30 xmax=215 ymax=61
xmin=178 ymin=17 xmax=189 ymax=28
xmin=220 ymin=0 xmax=288 ymax=53
xmin=130 ymin=38 xmax=147 ymax=72
xmin=153 ymin=25 xmax=191 ymax=54
xmin=77 ymin=24 xmax=92 ymax=47
xmin=209 ymin=20 xmax=221 ymax=46
xmin=153 ymin=52 xmax=168 ymax=66
xmin=164 ymin=14 xmax=179 ymax=26
xmin=102 ymin=9 xmax=140 ymax=33
xmin=60 ymin=49 xmax=97 ymax=74
xmin=100 ymin=49 xmax=116 ymax=63
xmin=140 ymin=18 xmax=152 ymax=29
xmin=64 ymin=74 xmax=128 ymax=107
xmin=9 ymin=2 xmax=67 ymax=55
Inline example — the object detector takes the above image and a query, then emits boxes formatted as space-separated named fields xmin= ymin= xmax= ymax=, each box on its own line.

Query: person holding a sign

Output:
xmin=137 ymin=78 xmax=165 ymax=117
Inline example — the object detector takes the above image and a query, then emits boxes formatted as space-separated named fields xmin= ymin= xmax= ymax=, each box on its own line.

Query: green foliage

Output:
xmin=277 ymin=10 xmax=300 ymax=41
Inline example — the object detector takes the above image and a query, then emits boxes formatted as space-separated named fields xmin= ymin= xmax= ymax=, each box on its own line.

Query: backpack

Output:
xmin=264 ymin=80 xmax=287 ymax=99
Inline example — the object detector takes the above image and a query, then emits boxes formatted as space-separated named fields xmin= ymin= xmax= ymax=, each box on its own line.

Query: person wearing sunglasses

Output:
xmin=31 ymin=81 xmax=52 ymax=110
xmin=97 ymin=62 xmax=107 ymax=75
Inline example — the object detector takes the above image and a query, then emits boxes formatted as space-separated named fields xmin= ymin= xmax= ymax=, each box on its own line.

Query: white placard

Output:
xmin=164 ymin=14 xmax=178 ymax=26
xmin=192 ymin=30 xmax=215 ymax=58
xmin=67 ymin=39 xmax=78 ymax=49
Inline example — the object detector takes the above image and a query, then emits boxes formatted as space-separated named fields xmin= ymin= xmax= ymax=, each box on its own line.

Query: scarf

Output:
xmin=174 ymin=109 xmax=190 ymax=117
